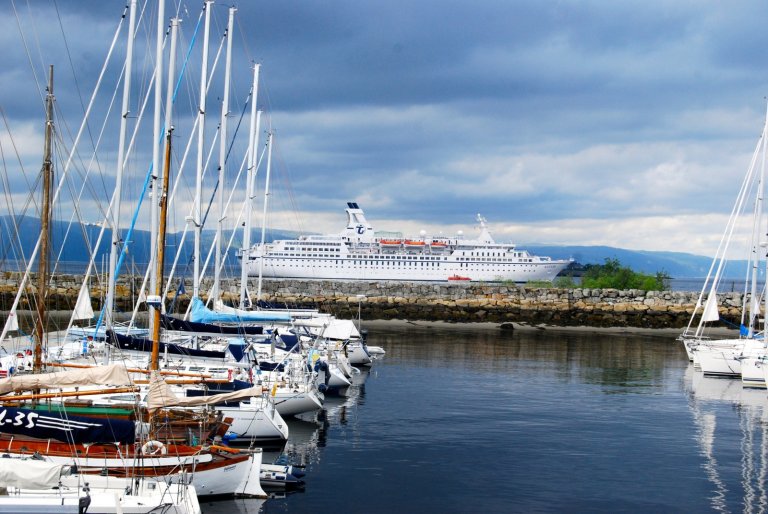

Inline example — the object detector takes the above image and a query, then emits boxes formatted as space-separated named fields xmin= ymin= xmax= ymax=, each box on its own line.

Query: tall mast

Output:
xmin=748 ymin=105 xmax=768 ymax=337
xmin=149 ymin=0 xmax=165 ymax=337
xmin=240 ymin=64 xmax=261 ymax=308
xmin=105 ymin=0 xmax=137 ymax=332
xmin=34 ymin=65 xmax=54 ymax=373
xmin=762 ymin=101 xmax=768 ymax=336
xmin=256 ymin=129 xmax=273 ymax=303
xmin=150 ymin=17 xmax=179 ymax=371
xmin=213 ymin=6 xmax=235 ymax=305
xmin=193 ymin=0 xmax=213 ymax=300
xmin=150 ymin=18 xmax=179 ymax=370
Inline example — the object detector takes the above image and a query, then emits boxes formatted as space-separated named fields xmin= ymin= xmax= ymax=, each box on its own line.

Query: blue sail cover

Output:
xmin=0 ymin=406 xmax=136 ymax=444
xmin=189 ymin=297 xmax=291 ymax=323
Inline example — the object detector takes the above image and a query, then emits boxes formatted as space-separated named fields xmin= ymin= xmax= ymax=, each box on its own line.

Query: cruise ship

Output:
xmin=242 ymin=203 xmax=571 ymax=282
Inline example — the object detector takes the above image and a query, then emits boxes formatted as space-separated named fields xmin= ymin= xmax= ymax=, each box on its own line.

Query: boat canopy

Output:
xmin=0 ymin=458 xmax=72 ymax=489
xmin=190 ymin=297 xmax=291 ymax=323
xmin=0 ymin=363 xmax=131 ymax=395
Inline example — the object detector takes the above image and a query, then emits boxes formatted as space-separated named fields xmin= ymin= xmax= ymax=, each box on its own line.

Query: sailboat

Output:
xmin=679 ymin=104 xmax=768 ymax=382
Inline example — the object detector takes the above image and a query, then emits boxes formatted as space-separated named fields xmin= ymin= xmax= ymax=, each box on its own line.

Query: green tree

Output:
xmin=580 ymin=258 xmax=667 ymax=291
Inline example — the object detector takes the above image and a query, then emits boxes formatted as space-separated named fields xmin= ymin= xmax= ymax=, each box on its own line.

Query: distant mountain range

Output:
xmin=523 ymin=245 xmax=721 ymax=278
xmin=0 ymin=216 xmax=730 ymax=278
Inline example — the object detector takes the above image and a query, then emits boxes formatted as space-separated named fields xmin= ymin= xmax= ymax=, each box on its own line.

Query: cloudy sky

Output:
xmin=4 ymin=0 xmax=768 ymax=259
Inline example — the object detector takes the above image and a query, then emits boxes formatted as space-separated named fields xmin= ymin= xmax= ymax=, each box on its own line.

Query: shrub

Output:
xmin=580 ymin=258 xmax=668 ymax=291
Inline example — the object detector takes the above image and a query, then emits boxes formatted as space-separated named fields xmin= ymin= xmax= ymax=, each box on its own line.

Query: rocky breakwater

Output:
xmin=0 ymin=272 xmax=143 ymax=313
xmin=258 ymin=280 xmax=745 ymax=329
xmin=0 ymin=273 xmax=746 ymax=329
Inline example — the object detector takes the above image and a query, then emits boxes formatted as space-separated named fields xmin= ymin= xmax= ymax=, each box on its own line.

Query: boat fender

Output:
xmin=271 ymin=384 xmax=278 ymax=397
xmin=227 ymin=368 xmax=233 ymax=381
xmin=141 ymin=440 xmax=167 ymax=455
xmin=318 ymin=383 xmax=328 ymax=393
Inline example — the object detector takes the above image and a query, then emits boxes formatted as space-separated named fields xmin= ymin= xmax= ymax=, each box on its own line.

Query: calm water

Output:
xmin=201 ymin=323 xmax=768 ymax=513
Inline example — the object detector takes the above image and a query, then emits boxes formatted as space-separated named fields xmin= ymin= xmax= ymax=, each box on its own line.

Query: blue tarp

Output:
xmin=740 ymin=324 xmax=764 ymax=339
xmin=189 ymin=297 xmax=292 ymax=323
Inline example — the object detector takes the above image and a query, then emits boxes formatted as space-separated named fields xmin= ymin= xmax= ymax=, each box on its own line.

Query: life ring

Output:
xmin=141 ymin=440 xmax=167 ymax=455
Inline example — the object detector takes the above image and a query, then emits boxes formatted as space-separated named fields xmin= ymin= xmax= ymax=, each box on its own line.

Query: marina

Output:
xmin=2 ymin=2 xmax=768 ymax=512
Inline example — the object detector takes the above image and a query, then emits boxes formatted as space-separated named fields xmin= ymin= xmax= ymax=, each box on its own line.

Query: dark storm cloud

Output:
xmin=5 ymin=0 xmax=768 ymax=253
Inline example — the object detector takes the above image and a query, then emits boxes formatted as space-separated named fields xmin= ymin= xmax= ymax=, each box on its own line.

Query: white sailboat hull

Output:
xmin=219 ymin=401 xmax=289 ymax=443
xmin=696 ymin=341 xmax=743 ymax=377
xmin=40 ymin=452 xmax=265 ymax=498
xmin=273 ymin=389 xmax=324 ymax=417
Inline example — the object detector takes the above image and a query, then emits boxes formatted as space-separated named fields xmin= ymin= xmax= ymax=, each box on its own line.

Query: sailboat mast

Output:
xmin=193 ymin=0 xmax=213 ymax=300
xmin=34 ymin=65 xmax=54 ymax=373
xmin=105 ymin=0 xmax=137 ymax=332
xmin=148 ymin=0 xmax=165 ymax=338
xmin=762 ymin=102 xmax=768 ymax=336
xmin=256 ymin=130 xmax=273 ymax=303
xmin=750 ymin=111 xmax=768 ymax=337
xmin=150 ymin=17 xmax=179 ymax=371
xmin=240 ymin=63 xmax=261 ymax=308
xmin=213 ymin=7 xmax=235 ymax=305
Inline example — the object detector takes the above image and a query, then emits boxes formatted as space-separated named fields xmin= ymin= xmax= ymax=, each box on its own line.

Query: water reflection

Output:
xmin=684 ymin=366 xmax=768 ymax=513
xmin=374 ymin=322 xmax=680 ymax=392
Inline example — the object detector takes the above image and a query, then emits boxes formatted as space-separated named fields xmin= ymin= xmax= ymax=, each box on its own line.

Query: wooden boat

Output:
xmin=0 ymin=369 xmax=268 ymax=497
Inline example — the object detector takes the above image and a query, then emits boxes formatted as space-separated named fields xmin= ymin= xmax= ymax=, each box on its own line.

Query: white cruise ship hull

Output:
xmin=246 ymin=257 xmax=566 ymax=282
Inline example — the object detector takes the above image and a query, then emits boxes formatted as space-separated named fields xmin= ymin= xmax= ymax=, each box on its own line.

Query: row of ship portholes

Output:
xmin=264 ymin=259 xmax=542 ymax=270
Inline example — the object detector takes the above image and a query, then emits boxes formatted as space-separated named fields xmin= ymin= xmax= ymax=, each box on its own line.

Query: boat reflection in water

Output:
xmin=199 ymin=369 xmax=370 ymax=513
xmin=684 ymin=366 xmax=768 ymax=513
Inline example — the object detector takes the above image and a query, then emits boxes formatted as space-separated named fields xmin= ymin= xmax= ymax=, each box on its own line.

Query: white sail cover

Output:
xmin=0 ymin=364 xmax=132 ymax=395
xmin=701 ymin=295 xmax=720 ymax=323
xmin=146 ymin=372 xmax=263 ymax=413
xmin=0 ymin=459 xmax=70 ymax=489
xmin=73 ymin=284 xmax=95 ymax=320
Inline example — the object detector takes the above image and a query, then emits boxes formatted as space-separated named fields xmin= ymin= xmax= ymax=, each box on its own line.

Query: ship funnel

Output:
xmin=343 ymin=202 xmax=375 ymax=241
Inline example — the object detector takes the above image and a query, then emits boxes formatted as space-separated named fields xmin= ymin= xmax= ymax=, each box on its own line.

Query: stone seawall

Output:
xmin=255 ymin=280 xmax=737 ymax=329
xmin=0 ymin=273 xmax=739 ymax=329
